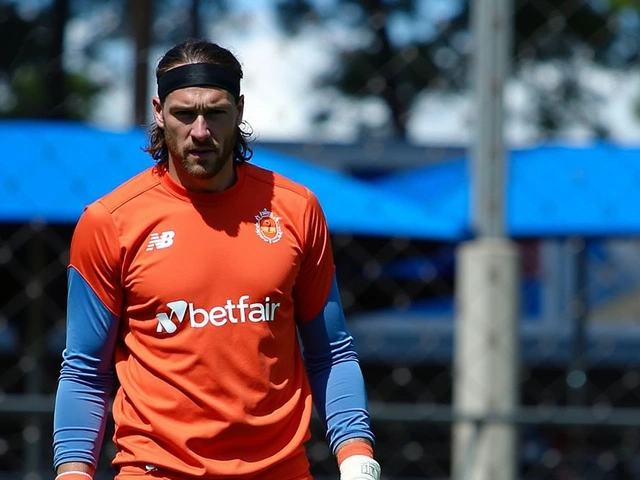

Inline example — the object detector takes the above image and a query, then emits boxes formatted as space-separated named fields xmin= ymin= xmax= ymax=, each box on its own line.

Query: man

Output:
xmin=52 ymin=39 xmax=380 ymax=480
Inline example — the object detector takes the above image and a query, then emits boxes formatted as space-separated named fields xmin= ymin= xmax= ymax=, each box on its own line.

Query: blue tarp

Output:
xmin=7 ymin=121 xmax=636 ymax=240
xmin=372 ymin=142 xmax=640 ymax=238
xmin=249 ymin=148 xmax=459 ymax=239
xmin=0 ymin=120 xmax=458 ymax=239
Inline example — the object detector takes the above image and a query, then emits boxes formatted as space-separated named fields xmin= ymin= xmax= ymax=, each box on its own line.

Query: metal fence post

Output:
xmin=452 ymin=0 xmax=519 ymax=479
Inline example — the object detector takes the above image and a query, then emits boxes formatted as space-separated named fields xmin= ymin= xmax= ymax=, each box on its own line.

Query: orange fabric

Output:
xmin=70 ymin=162 xmax=335 ymax=479
xmin=336 ymin=441 xmax=374 ymax=466
xmin=115 ymin=462 xmax=313 ymax=479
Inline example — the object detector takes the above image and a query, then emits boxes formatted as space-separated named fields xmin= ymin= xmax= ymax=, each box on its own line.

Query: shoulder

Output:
xmin=73 ymin=167 xmax=160 ymax=236
xmin=243 ymin=162 xmax=316 ymax=203
xmin=243 ymin=162 xmax=327 ymax=234
xmin=91 ymin=166 xmax=161 ymax=215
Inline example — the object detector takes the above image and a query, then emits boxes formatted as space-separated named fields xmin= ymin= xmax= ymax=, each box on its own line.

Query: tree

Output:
xmin=0 ymin=0 xmax=217 ymax=122
xmin=0 ymin=1 xmax=103 ymax=120
xmin=274 ymin=0 xmax=637 ymax=141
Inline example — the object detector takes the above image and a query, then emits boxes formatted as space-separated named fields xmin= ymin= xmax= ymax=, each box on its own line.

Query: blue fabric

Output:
xmin=3 ymin=119 xmax=640 ymax=238
xmin=373 ymin=141 xmax=640 ymax=238
xmin=297 ymin=276 xmax=374 ymax=453
xmin=0 ymin=119 xmax=457 ymax=240
xmin=0 ymin=121 xmax=151 ymax=224
xmin=53 ymin=268 xmax=119 ymax=469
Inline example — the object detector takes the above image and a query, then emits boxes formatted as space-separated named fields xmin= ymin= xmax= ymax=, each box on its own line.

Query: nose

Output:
xmin=191 ymin=115 xmax=209 ymax=140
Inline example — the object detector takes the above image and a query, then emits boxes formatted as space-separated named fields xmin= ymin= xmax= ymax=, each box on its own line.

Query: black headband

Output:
xmin=157 ymin=63 xmax=241 ymax=100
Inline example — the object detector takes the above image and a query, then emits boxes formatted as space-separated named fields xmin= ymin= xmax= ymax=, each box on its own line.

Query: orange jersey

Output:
xmin=66 ymin=162 xmax=335 ymax=478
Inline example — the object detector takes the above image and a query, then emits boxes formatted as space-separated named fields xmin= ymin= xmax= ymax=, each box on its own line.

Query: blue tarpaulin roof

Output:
xmin=4 ymin=121 xmax=639 ymax=239
xmin=0 ymin=120 xmax=458 ymax=239
xmin=372 ymin=142 xmax=640 ymax=238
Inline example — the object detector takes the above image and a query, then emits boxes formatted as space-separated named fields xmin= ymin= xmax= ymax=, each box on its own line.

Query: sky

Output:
xmin=62 ymin=1 xmax=640 ymax=147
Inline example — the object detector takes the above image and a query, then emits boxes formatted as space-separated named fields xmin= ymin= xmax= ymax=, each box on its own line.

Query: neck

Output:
xmin=168 ymin=156 xmax=237 ymax=193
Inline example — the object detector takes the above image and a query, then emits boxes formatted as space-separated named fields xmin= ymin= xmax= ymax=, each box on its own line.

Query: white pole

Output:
xmin=452 ymin=0 xmax=520 ymax=479
xmin=452 ymin=240 xmax=520 ymax=480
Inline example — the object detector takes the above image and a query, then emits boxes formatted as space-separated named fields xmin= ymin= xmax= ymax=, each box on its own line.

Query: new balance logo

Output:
xmin=146 ymin=231 xmax=175 ymax=251
xmin=156 ymin=296 xmax=281 ymax=334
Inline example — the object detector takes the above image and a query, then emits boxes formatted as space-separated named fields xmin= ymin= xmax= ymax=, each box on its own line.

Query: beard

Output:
xmin=164 ymin=127 xmax=237 ymax=179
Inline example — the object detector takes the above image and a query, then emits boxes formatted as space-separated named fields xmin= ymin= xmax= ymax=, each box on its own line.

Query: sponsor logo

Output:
xmin=156 ymin=295 xmax=281 ymax=334
xmin=361 ymin=462 xmax=381 ymax=477
xmin=146 ymin=231 xmax=175 ymax=251
xmin=255 ymin=209 xmax=282 ymax=244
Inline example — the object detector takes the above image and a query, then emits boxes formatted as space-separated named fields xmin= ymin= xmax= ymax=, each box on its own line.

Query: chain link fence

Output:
xmin=2 ymin=1 xmax=640 ymax=479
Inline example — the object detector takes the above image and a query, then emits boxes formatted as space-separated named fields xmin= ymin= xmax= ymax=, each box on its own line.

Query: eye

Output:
xmin=204 ymin=109 xmax=226 ymax=118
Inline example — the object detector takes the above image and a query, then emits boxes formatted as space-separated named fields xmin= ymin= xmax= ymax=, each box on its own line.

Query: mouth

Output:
xmin=189 ymin=148 xmax=215 ymax=157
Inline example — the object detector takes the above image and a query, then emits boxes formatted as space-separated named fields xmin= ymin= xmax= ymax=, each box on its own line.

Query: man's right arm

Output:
xmin=54 ymin=204 xmax=123 ymax=478
xmin=53 ymin=268 xmax=120 ymax=476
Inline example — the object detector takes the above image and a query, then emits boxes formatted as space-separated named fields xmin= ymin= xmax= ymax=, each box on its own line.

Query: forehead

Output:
xmin=163 ymin=86 xmax=235 ymax=106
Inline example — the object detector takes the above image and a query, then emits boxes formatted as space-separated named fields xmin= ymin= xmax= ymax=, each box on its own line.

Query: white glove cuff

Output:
xmin=339 ymin=454 xmax=381 ymax=480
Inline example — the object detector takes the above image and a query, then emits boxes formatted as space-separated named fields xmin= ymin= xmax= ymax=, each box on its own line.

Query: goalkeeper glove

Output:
xmin=339 ymin=454 xmax=381 ymax=480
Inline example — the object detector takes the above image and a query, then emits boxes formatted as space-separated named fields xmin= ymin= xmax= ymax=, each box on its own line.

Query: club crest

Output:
xmin=255 ymin=209 xmax=282 ymax=244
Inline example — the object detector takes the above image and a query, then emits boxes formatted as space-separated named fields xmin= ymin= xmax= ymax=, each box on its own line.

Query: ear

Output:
xmin=236 ymin=94 xmax=244 ymax=126
xmin=152 ymin=96 xmax=165 ymax=128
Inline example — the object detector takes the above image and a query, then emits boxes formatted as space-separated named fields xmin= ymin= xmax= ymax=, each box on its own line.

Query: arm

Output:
xmin=297 ymin=276 xmax=380 ymax=480
xmin=294 ymin=191 xmax=380 ymax=478
xmin=53 ymin=269 xmax=120 ymax=478
xmin=53 ymin=204 xmax=122 ymax=479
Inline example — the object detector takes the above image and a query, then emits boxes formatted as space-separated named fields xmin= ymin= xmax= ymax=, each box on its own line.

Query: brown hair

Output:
xmin=144 ymin=39 xmax=253 ymax=168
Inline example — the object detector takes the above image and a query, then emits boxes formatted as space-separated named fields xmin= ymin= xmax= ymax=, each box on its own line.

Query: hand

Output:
xmin=55 ymin=472 xmax=93 ymax=480
xmin=339 ymin=454 xmax=381 ymax=480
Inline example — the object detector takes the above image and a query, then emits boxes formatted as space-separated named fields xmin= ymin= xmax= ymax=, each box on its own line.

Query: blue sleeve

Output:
xmin=52 ymin=267 xmax=120 ymax=469
xmin=296 ymin=275 xmax=375 ymax=454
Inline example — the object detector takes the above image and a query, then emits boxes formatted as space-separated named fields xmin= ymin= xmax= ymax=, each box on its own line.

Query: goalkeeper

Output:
xmin=52 ymin=38 xmax=380 ymax=480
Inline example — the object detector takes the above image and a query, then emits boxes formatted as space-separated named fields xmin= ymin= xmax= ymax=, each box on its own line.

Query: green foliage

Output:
xmin=610 ymin=0 xmax=640 ymax=9
xmin=0 ymin=2 xmax=103 ymax=120
xmin=274 ymin=0 xmax=635 ymax=140
xmin=2 ymin=66 xmax=101 ymax=120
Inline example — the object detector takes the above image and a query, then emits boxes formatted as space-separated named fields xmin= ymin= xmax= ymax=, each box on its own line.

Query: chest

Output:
xmin=121 ymin=206 xmax=302 ymax=313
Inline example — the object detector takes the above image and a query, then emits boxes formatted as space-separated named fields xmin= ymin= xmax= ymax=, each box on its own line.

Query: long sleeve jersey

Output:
xmin=53 ymin=161 xmax=373 ymax=479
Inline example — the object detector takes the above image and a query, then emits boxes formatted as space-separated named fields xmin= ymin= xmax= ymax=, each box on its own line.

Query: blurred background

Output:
xmin=2 ymin=0 xmax=640 ymax=479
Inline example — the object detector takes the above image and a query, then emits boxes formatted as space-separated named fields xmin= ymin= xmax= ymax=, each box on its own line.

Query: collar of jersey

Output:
xmin=158 ymin=162 xmax=247 ymax=204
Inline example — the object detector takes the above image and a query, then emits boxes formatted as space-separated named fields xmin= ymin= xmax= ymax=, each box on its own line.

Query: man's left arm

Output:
xmin=297 ymin=275 xmax=381 ymax=480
